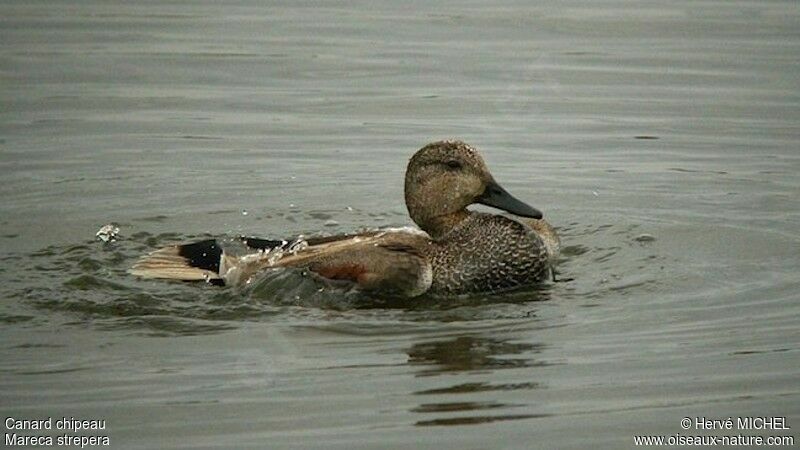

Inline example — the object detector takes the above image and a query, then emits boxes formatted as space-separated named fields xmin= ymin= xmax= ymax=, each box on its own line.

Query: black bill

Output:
xmin=476 ymin=179 xmax=543 ymax=219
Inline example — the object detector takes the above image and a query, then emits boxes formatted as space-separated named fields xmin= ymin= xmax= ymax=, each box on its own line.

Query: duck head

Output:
xmin=404 ymin=140 xmax=542 ymax=239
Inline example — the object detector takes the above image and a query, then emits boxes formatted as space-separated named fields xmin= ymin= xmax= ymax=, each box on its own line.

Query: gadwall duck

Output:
xmin=131 ymin=140 xmax=559 ymax=297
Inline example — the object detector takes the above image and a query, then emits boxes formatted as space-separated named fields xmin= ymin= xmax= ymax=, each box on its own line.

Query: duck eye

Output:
xmin=445 ymin=160 xmax=462 ymax=170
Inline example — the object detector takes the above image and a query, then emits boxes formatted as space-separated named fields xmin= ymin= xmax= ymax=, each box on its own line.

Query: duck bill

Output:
xmin=476 ymin=179 xmax=543 ymax=219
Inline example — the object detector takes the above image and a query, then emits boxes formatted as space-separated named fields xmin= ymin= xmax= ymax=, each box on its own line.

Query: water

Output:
xmin=1 ymin=1 xmax=799 ymax=448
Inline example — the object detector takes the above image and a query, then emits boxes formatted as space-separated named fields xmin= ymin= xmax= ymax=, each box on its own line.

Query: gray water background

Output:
xmin=1 ymin=0 xmax=799 ymax=448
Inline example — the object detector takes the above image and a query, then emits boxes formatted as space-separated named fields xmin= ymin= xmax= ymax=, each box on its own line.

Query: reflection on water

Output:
xmin=414 ymin=412 xmax=548 ymax=427
xmin=408 ymin=334 xmax=550 ymax=426
xmin=414 ymin=381 xmax=541 ymax=395
xmin=408 ymin=335 xmax=548 ymax=376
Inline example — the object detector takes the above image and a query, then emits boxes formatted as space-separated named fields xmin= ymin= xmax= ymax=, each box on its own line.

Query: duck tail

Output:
xmin=130 ymin=239 xmax=225 ymax=284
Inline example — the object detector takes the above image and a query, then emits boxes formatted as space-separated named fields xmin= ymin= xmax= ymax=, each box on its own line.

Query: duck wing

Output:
xmin=131 ymin=230 xmax=432 ymax=297
xmin=248 ymin=231 xmax=433 ymax=297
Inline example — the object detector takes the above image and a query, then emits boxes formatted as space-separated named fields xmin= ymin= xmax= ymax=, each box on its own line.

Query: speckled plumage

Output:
xmin=424 ymin=212 xmax=550 ymax=295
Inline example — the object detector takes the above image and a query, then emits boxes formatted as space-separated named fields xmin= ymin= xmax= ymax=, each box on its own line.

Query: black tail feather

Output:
xmin=132 ymin=236 xmax=299 ymax=284
xmin=177 ymin=239 xmax=223 ymax=273
xmin=238 ymin=236 xmax=286 ymax=252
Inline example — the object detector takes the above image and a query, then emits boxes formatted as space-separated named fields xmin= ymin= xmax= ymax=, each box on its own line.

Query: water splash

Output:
xmin=95 ymin=224 xmax=120 ymax=243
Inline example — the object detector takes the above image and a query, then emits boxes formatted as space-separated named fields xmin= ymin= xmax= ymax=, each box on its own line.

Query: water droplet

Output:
xmin=95 ymin=224 xmax=120 ymax=242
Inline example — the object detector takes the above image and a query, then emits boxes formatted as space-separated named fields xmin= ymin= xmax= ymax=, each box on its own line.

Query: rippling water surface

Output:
xmin=1 ymin=1 xmax=799 ymax=448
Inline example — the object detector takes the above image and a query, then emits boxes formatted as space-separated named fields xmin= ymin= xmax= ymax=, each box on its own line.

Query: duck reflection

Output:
xmin=407 ymin=334 xmax=551 ymax=426
xmin=408 ymin=335 xmax=547 ymax=376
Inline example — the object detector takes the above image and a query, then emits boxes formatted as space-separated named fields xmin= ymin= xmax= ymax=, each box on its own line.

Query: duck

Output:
xmin=130 ymin=140 xmax=560 ymax=297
